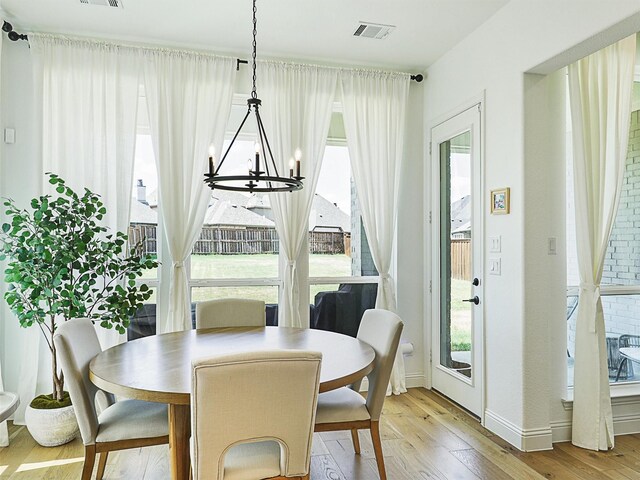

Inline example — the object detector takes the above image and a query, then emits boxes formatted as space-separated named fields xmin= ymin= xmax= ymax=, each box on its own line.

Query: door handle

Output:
xmin=462 ymin=296 xmax=480 ymax=305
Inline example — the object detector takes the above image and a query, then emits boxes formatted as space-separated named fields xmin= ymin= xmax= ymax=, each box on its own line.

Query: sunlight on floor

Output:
xmin=15 ymin=456 xmax=84 ymax=472
xmin=0 ymin=466 xmax=7 ymax=475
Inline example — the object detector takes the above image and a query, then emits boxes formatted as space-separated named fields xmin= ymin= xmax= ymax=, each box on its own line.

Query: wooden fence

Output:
xmin=128 ymin=224 xmax=157 ymax=256
xmin=451 ymin=238 xmax=471 ymax=281
xmin=310 ymin=231 xmax=351 ymax=255
xmin=193 ymin=226 xmax=279 ymax=254
xmin=129 ymin=223 xmax=349 ymax=256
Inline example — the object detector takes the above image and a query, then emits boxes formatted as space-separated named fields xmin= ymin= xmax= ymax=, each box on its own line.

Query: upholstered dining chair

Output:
xmin=195 ymin=298 xmax=266 ymax=329
xmin=191 ymin=350 xmax=322 ymax=480
xmin=314 ymin=309 xmax=403 ymax=480
xmin=53 ymin=319 xmax=169 ymax=480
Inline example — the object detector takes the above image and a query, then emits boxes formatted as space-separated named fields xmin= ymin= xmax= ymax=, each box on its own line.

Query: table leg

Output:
xmin=169 ymin=404 xmax=191 ymax=480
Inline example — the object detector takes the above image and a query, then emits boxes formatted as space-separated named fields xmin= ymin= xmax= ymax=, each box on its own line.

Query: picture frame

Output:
xmin=490 ymin=188 xmax=510 ymax=214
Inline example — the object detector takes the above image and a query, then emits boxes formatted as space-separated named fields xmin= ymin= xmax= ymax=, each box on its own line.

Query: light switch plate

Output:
xmin=4 ymin=128 xmax=15 ymax=144
xmin=489 ymin=257 xmax=501 ymax=275
xmin=548 ymin=237 xmax=557 ymax=255
xmin=489 ymin=236 xmax=501 ymax=253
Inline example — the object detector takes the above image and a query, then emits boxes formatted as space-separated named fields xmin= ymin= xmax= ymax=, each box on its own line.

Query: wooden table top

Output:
xmin=90 ymin=326 xmax=375 ymax=405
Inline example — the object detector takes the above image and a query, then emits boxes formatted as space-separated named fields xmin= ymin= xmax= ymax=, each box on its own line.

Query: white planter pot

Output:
xmin=25 ymin=403 xmax=79 ymax=447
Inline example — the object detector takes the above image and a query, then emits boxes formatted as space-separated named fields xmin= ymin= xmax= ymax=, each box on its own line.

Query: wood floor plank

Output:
xmin=450 ymin=449 xmax=514 ymax=480
xmin=310 ymin=454 xmax=348 ymax=480
xmin=4 ymin=389 xmax=640 ymax=480
xmin=323 ymin=439 xmax=379 ymax=480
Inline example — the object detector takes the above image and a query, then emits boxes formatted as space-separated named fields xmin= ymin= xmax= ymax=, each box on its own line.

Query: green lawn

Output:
xmin=142 ymin=254 xmax=353 ymax=305
xmin=450 ymin=278 xmax=472 ymax=351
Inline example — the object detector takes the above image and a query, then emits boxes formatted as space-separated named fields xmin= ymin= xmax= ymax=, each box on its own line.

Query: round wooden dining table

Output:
xmin=89 ymin=326 xmax=376 ymax=480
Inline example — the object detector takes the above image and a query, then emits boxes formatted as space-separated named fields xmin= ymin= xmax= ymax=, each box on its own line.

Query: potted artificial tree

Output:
xmin=0 ymin=173 xmax=158 ymax=446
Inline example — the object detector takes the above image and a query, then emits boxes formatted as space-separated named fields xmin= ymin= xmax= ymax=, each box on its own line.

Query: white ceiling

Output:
xmin=0 ymin=0 xmax=509 ymax=71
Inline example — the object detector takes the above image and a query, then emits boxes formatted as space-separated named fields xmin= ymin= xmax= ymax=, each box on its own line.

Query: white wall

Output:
xmin=424 ymin=0 xmax=640 ymax=450
xmin=0 ymin=39 xmax=52 ymax=403
xmin=398 ymin=83 xmax=425 ymax=384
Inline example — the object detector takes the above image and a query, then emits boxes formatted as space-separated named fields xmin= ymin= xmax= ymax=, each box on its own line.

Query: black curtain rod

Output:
xmin=236 ymin=58 xmax=423 ymax=82
xmin=0 ymin=27 xmax=423 ymax=83
xmin=2 ymin=21 xmax=28 ymax=42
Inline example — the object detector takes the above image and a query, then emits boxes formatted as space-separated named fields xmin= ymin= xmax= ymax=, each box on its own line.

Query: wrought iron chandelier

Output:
xmin=204 ymin=0 xmax=304 ymax=193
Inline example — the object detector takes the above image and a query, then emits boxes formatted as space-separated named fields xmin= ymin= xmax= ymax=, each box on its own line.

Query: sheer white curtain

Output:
xmin=15 ymin=35 xmax=141 ymax=423
xmin=341 ymin=70 xmax=410 ymax=394
xmin=30 ymin=34 xmax=141 ymax=351
xmin=569 ymin=35 xmax=636 ymax=450
xmin=143 ymin=51 xmax=235 ymax=333
xmin=258 ymin=62 xmax=337 ymax=328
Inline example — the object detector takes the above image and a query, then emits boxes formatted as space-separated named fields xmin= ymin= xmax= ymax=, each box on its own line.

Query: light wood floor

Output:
xmin=2 ymin=388 xmax=640 ymax=479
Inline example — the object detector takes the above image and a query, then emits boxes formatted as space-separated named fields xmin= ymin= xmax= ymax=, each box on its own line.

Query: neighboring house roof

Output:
xmin=130 ymin=199 xmax=158 ymax=224
xmin=244 ymin=192 xmax=351 ymax=233
xmin=204 ymin=200 xmax=274 ymax=227
xmin=450 ymin=195 xmax=471 ymax=232
xmin=309 ymin=194 xmax=350 ymax=233
xmin=210 ymin=190 xmax=251 ymax=208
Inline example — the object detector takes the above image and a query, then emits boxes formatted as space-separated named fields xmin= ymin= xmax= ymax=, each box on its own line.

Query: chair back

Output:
xmin=619 ymin=334 xmax=640 ymax=348
xmin=357 ymin=309 xmax=404 ymax=421
xmin=53 ymin=318 xmax=102 ymax=445
xmin=191 ymin=350 xmax=322 ymax=480
xmin=195 ymin=298 xmax=266 ymax=329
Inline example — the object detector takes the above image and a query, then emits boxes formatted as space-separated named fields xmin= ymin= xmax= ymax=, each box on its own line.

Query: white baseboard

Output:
xmin=484 ymin=409 xmax=553 ymax=452
xmin=550 ymin=420 xmax=572 ymax=443
xmin=552 ymin=396 xmax=640 ymax=443
xmin=358 ymin=373 xmax=425 ymax=393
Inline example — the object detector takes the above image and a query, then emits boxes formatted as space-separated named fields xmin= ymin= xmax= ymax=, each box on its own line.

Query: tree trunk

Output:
xmin=51 ymin=326 xmax=64 ymax=401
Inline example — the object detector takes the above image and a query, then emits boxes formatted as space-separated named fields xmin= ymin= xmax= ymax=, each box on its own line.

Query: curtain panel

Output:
xmin=25 ymin=34 xmax=141 ymax=422
xmin=340 ymin=70 xmax=410 ymax=394
xmin=142 ymin=50 xmax=236 ymax=334
xmin=569 ymin=34 xmax=636 ymax=451
xmin=258 ymin=61 xmax=338 ymax=328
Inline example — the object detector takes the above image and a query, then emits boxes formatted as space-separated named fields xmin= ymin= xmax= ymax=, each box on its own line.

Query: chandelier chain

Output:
xmin=251 ymin=0 xmax=258 ymax=99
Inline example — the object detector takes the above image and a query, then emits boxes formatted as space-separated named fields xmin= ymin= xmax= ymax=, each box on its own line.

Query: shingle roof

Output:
xmin=204 ymin=200 xmax=274 ymax=227
xmin=129 ymin=200 xmax=158 ymax=224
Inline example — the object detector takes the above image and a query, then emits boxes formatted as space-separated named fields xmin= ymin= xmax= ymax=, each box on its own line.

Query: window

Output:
xmin=566 ymin=84 xmax=640 ymax=387
xmin=308 ymin=127 xmax=378 ymax=335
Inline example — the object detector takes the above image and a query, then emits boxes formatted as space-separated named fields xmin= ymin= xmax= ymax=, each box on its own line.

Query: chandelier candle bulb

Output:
xmin=295 ymin=148 xmax=302 ymax=178
xmin=208 ymin=144 xmax=216 ymax=175
xmin=255 ymin=142 xmax=260 ymax=174
xmin=289 ymin=158 xmax=294 ymax=178
xmin=247 ymin=159 xmax=253 ymax=173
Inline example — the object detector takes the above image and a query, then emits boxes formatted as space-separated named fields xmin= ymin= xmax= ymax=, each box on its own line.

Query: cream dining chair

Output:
xmin=195 ymin=298 xmax=266 ymax=329
xmin=191 ymin=350 xmax=322 ymax=480
xmin=54 ymin=319 xmax=169 ymax=480
xmin=314 ymin=309 xmax=403 ymax=480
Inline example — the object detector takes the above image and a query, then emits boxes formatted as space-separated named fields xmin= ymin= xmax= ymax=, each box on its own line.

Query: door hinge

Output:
xmin=429 ymin=141 xmax=432 ymax=155
xmin=429 ymin=350 xmax=432 ymax=364
xmin=428 ymin=211 xmax=432 ymax=224
xmin=429 ymin=280 xmax=432 ymax=293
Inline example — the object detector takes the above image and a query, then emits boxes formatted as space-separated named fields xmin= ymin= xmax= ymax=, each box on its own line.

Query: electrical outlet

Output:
xmin=490 ymin=236 xmax=501 ymax=253
xmin=489 ymin=257 xmax=501 ymax=275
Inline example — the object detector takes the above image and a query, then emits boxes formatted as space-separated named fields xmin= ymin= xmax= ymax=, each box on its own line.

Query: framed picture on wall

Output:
xmin=490 ymin=188 xmax=510 ymax=214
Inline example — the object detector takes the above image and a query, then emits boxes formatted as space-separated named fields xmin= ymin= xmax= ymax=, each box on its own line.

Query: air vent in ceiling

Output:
xmin=353 ymin=22 xmax=395 ymax=40
xmin=79 ymin=0 xmax=123 ymax=8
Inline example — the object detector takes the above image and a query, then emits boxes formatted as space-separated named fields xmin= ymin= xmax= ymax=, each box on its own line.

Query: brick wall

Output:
xmin=350 ymin=178 xmax=378 ymax=276
xmin=568 ymin=110 xmax=640 ymax=355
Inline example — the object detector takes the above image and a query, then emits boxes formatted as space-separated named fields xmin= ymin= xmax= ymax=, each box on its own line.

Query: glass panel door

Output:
xmin=431 ymin=104 xmax=483 ymax=417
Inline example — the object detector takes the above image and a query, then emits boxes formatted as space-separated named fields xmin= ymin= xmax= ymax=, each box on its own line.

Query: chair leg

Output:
xmin=370 ymin=421 xmax=387 ymax=480
xmin=81 ymin=445 xmax=97 ymax=480
xmin=616 ymin=357 xmax=628 ymax=382
xmin=350 ymin=428 xmax=361 ymax=454
xmin=96 ymin=451 xmax=109 ymax=480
